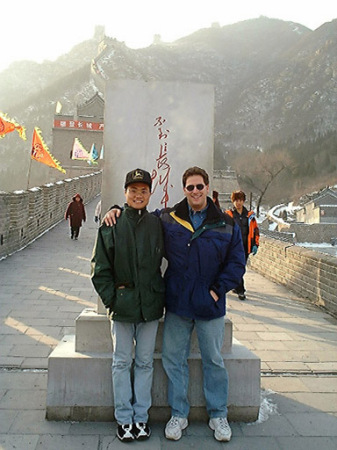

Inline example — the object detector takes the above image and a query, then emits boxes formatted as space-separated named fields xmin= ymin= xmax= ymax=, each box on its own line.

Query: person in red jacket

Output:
xmin=65 ymin=193 xmax=86 ymax=240
xmin=225 ymin=190 xmax=259 ymax=300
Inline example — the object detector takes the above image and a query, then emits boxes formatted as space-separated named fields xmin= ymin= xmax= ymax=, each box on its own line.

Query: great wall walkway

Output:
xmin=0 ymin=197 xmax=337 ymax=449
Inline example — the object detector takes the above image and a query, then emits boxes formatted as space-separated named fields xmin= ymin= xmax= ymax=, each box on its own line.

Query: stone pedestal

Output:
xmin=75 ymin=308 xmax=233 ymax=354
xmin=46 ymin=309 xmax=260 ymax=422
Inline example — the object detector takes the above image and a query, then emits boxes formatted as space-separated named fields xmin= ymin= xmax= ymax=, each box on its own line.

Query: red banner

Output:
xmin=53 ymin=119 xmax=104 ymax=131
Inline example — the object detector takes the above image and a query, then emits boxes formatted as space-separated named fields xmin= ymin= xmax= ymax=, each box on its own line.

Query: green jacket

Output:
xmin=91 ymin=205 xmax=165 ymax=322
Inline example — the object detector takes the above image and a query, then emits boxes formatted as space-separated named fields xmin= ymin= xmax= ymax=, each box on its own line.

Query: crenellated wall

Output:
xmin=0 ymin=172 xmax=102 ymax=259
xmin=249 ymin=236 xmax=337 ymax=316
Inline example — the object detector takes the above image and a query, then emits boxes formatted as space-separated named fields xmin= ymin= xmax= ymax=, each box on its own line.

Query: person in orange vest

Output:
xmin=225 ymin=190 xmax=259 ymax=300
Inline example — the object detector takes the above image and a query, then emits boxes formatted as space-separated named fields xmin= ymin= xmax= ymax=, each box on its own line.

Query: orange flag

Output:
xmin=0 ymin=112 xmax=26 ymax=140
xmin=31 ymin=127 xmax=66 ymax=173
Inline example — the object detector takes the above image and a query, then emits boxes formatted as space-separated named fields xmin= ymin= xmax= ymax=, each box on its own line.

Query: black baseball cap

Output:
xmin=124 ymin=168 xmax=152 ymax=190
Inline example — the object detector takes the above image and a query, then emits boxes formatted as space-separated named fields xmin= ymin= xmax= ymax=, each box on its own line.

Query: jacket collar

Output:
xmin=124 ymin=203 xmax=148 ymax=219
xmin=175 ymin=197 xmax=222 ymax=223
xmin=233 ymin=206 xmax=248 ymax=216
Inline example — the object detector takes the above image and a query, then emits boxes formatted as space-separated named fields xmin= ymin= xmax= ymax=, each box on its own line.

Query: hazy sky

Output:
xmin=1 ymin=0 xmax=336 ymax=72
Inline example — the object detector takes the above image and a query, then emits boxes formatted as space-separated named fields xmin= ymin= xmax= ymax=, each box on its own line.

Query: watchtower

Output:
xmin=52 ymin=92 xmax=104 ymax=178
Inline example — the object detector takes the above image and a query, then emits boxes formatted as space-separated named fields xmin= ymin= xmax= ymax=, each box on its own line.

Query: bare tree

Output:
xmin=234 ymin=150 xmax=291 ymax=217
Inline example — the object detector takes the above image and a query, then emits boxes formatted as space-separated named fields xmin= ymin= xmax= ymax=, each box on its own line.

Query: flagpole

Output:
xmin=26 ymin=155 xmax=33 ymax=190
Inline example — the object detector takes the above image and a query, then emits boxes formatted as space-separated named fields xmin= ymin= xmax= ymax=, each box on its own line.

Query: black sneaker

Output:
xmin=117 ymin=424 xmax=134 ymax=442
xmin=133 ymin=422 xmax=151 ymax=440
xmin=238 ymin=293 xmax=246 ymax=300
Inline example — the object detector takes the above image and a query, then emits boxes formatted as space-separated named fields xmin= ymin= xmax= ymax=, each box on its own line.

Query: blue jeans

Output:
xmin=111 ymin=320 xmax=159 ymax=424
xmin=162 ymin=311 xmax=228 ymax=419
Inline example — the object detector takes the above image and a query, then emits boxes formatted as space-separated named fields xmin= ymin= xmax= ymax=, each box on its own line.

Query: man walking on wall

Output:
xmin=65 ymin=193 xmax=86 ymax=240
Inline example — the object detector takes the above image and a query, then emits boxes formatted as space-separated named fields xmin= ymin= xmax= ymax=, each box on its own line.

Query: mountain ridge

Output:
xmin=1 ymin=16 xmax=337 ymax=202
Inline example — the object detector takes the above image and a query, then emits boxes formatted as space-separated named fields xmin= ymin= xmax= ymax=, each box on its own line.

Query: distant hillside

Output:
xmin=0 ymin=39 xmax=99 ymax=190
xmin=1 ymin=17 xmax=337 ymax=203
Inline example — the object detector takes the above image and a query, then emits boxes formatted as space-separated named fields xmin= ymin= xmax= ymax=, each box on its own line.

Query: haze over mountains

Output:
xmin=1 ymin=17 xmax=337 ymax=203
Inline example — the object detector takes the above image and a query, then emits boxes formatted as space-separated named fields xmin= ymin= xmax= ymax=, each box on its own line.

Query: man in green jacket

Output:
xmin=91 ymin=168 xmax=165 ymax=443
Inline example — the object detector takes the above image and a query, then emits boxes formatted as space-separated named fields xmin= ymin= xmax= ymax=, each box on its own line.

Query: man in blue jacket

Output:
xmin=104 ymin=166 xmax=245 ymax=443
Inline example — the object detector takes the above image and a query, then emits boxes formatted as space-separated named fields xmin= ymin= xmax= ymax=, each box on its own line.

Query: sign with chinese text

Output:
xmin=102 ymin=80 xmax=214 ymax=214
xmin=53 ymin=119 xmax=104 ymax=132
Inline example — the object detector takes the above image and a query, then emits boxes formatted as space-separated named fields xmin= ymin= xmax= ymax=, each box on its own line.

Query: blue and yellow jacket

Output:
xmin=155 ymin=197 xmax=245 ymax=320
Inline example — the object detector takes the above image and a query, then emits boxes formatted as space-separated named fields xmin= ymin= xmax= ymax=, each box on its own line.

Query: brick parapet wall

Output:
xmin=249 ymin=236 xmax=337 ymax=316
xmin=286 ymin=223 xmax=337 ymax=243
xmin=0 ymin=172 xmax=102 ymax=259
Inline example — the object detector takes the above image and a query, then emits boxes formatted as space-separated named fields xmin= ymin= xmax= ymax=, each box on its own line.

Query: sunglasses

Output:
xmin=185 ymin=184 xmax=205 ymax=192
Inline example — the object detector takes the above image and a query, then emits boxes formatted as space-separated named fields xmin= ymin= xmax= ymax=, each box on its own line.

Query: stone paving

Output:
xmin=0 ymin=197 xmax=337 ymax=449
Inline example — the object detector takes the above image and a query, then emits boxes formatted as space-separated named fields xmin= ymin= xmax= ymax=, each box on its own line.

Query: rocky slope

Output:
xmin=1 ymin=17 xmax=337 ymax=198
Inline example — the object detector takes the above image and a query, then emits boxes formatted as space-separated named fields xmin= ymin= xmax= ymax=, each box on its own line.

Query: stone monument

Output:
xmin=101 ymin=79 xmax=214 ymax=214
xmin=46 ymin=80 xmax=260 ymax=422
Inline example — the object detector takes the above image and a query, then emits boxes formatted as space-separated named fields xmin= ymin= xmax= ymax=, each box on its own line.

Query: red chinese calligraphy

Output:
xmin=154 ymin=117 xmax=166 ymax=126
xmin=32 ymin=142 xmax=43 ymax=159
xmin=151 ymin=117 xmax=172 ymax=207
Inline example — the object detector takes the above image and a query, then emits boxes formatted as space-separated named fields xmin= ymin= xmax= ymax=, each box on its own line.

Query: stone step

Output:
xmin=46 ymin=334 xmax=260 ymax=423
xmin=75 ymin=308 xmax=233 ymax=354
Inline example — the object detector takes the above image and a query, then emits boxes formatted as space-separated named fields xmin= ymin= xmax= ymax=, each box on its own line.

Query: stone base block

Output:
xmin=75 ymin=309 xmax=112 ymax=352
xmin=75 ymin=309 xmax=233 ymax=353
xmin=46 ymin=335 xmax=260 ymax=422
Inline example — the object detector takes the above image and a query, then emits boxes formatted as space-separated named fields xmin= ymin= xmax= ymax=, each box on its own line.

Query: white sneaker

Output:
xmin=209 ymin=417 xmax=232 ymax=442
xmin=165 ymin=416 xmax=188 ymax=440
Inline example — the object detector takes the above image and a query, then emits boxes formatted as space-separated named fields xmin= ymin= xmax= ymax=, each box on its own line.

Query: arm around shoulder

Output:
xmin=103 ymin=205 xmax=122 ymax=226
